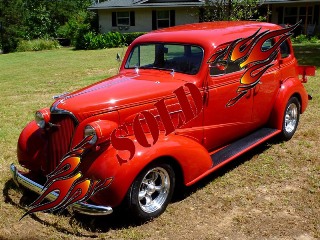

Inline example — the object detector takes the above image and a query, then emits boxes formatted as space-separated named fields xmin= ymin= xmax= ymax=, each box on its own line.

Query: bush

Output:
xmin=74 ymin=31 xmax=146 ymax=50
xmin=75 ymin=31 xmax=125 ymax=50
xmin=309 ymin=36 xmax=319 ymax=43
xmin=122 ymin=32 xmax=146 ymax=45
xmin=16 ymin=39 xmax=61 ymax=52
xmin=291 ymin=34 xmax=320 ymax=44
xmin=292 ymin=34 xmax=309 ymax=44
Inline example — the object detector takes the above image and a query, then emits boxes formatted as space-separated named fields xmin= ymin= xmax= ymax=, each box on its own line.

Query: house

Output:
xmin=89 ymin=0 xmax=203 ymax=33
xmin=89 ymin=0 xmax=320 ymax=35
xmin=264 ymin=0 xmax=320 ymax=35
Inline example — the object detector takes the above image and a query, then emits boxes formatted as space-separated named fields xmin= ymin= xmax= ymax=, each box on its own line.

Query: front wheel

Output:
xmin=280 ymin=96 xmax=300 ymax=141
xmin=126 ymin=162 xmax=175 ymax=221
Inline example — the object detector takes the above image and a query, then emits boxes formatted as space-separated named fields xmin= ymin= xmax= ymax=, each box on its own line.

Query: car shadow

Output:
xmin=3 ymin=137 xmax=277 ymax=234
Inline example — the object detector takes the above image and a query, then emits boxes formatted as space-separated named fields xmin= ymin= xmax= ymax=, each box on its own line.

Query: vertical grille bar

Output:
xmin=46 ymin=114 xmax=76 ymax=173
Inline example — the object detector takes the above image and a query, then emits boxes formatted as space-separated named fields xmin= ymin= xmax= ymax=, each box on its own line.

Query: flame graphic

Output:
xmin=208 ymin=22 xmax=300 ymax=107
xmin=21 ymin=136 xmax=113 ymax=219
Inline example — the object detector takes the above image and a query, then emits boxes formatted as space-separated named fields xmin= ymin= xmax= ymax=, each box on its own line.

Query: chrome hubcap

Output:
xmin=138 ymin=167 xmax=170 ymax=213
xmin=285 ymin=103 xmax=298 ymax=133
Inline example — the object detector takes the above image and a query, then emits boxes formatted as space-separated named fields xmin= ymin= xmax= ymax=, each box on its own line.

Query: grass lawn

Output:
xmin=0 ymin=45 xmax=319 ymax=239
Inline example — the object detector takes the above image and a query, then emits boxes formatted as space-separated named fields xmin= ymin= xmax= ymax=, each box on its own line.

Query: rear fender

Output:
xmin=268 ymin=77 xmax=308 ymax=130
xmin=84 ymin=134 xmax=212 ymax=207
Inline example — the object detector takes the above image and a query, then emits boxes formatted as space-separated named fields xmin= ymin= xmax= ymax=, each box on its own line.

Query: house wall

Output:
xmin=98 ymin=7 xmax=199 ymax=33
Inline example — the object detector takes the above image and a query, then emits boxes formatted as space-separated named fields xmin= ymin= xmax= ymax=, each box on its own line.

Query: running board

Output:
xmin=211 ymin=128 xmax=280 ymax=166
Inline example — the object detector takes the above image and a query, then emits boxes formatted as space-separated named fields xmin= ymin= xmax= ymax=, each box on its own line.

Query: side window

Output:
xmin=262 ymin=38 xmax=274 ymax=51
xmin=210 ymin=60 xmax=241 ymax=76
xmin=280 ymin=41 xmax=291 ymax=58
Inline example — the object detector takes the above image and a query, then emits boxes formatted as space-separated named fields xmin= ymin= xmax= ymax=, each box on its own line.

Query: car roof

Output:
xmin=134 ymin=21 xmax=282 ymax=49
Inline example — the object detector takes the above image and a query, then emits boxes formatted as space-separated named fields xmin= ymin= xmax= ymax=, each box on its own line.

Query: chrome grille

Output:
xmin=46 ymin=114 xmax=76 ymax=173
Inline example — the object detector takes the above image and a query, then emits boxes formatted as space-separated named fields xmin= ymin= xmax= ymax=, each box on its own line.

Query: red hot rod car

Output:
xmin=11 ymin=22 xmax=315 ymax=221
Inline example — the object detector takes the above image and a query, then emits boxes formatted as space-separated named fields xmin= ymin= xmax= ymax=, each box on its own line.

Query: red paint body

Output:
xmin=17 ymin=22 xmax=312 ymax=209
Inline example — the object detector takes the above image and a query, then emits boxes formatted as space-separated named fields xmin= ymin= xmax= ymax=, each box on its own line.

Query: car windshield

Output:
xmin=125 ymin=43 xmax=204 ymax=75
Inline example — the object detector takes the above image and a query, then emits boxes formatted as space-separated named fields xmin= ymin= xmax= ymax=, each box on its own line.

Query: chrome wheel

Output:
xmin=138 ymin=167 xmax=170 ymax=213
xmin=281 ymin=97 xmax=300 ymax=141
xmin=284 ymin=102 xmax=298 ymax=133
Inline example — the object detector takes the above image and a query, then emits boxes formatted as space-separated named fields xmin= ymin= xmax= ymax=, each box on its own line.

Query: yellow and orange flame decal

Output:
xmin=21 ymin=136 xmax=113 ymax=219
xmin=208 ymin=22 xmax=300 ymax=107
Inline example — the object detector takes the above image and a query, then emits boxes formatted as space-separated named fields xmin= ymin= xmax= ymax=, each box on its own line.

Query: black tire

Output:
xmin=126 ymin=162 xmax=175 ymax=222
xmin=280 ymin=96 xmax=300 ymax=141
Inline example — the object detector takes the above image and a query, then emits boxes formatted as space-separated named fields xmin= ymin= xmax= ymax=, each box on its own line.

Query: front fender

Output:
xmin=268 ymin=77 xmax=308 ymax=130
xmin=82 ymin=134 xmax=212 ymax=207
xmin=17 ymin=120 xmax=46 ymax=173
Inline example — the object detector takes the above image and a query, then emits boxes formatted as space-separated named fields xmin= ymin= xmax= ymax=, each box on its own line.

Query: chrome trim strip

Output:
xmin=50 ymin=100 xmax=79 ymax=124
xmin=53 ymin=92 xmax=69 ymax=100
xmin=10 ymin=164 xmax=113 ymax=216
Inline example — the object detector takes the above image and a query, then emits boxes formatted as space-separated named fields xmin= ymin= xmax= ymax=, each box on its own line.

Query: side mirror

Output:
xmin=116 ymin=53 xmax=121 ymax=62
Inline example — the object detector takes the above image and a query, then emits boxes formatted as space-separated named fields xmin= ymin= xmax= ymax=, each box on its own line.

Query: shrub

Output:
xmin=122 ymin=32 xmax=146 ymax=45
xmin=75 ymin=31 xmax=125 ymax=50
xmin=74 ymin=31 xmax=146 ymax=50
xmin=292 ymin=34 xmax=309 ymax=44
xmin=16 ymin=39 xmax=61 ymax=52
xmin=309 ymin=36 xmax=319 ymax=44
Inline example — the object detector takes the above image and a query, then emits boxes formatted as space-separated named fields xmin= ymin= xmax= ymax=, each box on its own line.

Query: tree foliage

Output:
xmin=200 ymin=0 xmax=265 ymax=22
xmin=0 ymin=0 xmax=96 ymax=53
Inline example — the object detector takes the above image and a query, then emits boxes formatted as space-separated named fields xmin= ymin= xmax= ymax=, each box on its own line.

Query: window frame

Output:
xmin=117 ymin=11 xmax=130 ymax=26
xmin=112 ymin=11 xmax=135 ymax=27
xmin=282 ymin=6 xmax=314 ymax=25
xmin=157 ymin=10 xmax=170 ymax=29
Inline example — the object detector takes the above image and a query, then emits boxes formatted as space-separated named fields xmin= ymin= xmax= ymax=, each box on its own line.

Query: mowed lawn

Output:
xmin=0 ymin=45 xmax=319 ymax=240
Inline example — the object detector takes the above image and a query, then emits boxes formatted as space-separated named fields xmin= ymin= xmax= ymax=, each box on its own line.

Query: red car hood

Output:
xmin=51 ymin=72 xmax=194 ymax=121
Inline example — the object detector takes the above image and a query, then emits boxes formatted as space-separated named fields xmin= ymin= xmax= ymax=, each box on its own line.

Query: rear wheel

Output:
xmin=126 ymin=162 xmax=175 ymax=221
xmin=280 ymin=97 xmax=300 ymax=140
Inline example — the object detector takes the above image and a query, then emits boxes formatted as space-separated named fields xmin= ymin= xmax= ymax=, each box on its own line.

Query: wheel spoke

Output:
xmin=145 ymin=194 xmax=152 ymax=205
xmin=139 ymin=190 xmax=146 ymax=200
xmin=150 ymin=171 xmax=159 ymax=181
xmin=154 ymin=185 xmax=163 ymax=191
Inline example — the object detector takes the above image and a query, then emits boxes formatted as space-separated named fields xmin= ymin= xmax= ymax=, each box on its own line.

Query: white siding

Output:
xmin=98 ymin=7 xmax=199 ymax=33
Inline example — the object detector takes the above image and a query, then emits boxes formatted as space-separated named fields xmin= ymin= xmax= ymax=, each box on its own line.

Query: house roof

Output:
xmin=263 ymin=0 xmax=320 ymax=4
xmin=89 ymin=0 xmax=204 ymax=10
xmin=89 ymin=0 xmax=320 ymax=10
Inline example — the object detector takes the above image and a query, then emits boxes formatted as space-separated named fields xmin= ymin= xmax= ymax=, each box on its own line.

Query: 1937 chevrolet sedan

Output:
xmin=11 ymin=22 xmax=315 ymax=221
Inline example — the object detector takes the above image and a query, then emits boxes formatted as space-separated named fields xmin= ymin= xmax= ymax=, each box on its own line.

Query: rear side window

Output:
xmin=262 ymin=39 xmax=274 ymax=51
xmin=280 ymin=41 xmax=291 ymax=58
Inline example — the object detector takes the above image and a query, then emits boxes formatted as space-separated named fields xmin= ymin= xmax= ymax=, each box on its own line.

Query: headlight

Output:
xmin=35 ymin=109 xmax=50 ymax=128
xmin=83 ymin=121 xmax=118 ymax=146
xmin=84 ymin=125 xmax=97 ymax=145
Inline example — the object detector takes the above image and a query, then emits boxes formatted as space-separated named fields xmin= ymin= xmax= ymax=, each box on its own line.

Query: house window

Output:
xmin=112 ymin=12 xmax=135 ymax=27
xmin=152 ymin=10 xmax=175 ymax=30
xmin=282 ymin=6 xmax=314 ymax=25
xmin=157 ymin=11 xmax=170 ymax=29
xmin=117 ymin=12 xmax=130 ymax=26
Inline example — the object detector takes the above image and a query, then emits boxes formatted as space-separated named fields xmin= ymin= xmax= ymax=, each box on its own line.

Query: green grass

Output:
xmin=0 ymin=45 xmax=319 ymax=239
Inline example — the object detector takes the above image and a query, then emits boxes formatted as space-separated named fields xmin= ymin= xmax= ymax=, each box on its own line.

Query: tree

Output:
xmin=0 ymin=0 xmax=27 ymax=53
xmin=0 ymin=0 xmax=96 ymax=52
xmin=199 ymin=0 xmax=264 ymax=22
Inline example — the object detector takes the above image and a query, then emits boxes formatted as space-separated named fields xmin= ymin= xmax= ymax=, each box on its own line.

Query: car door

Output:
xmin=202 ymin=62 xmax=254 ymax=151
xmin=252 ymin=38 xmax=282 ymax=126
